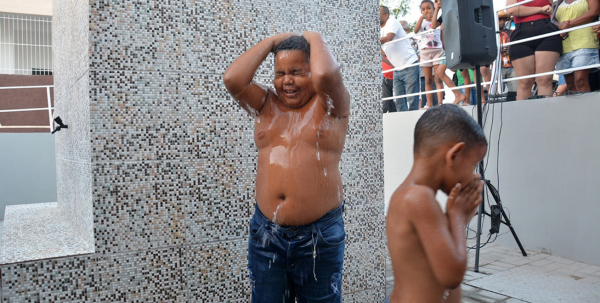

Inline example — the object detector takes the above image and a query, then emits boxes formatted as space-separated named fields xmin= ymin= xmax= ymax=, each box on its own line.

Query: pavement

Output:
xmin=385 ymin=239 xmax=600 ymax=302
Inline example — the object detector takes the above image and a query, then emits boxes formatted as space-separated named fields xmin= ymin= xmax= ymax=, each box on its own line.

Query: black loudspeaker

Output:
xmin=442 ymin=0 xmax=498 ymax=70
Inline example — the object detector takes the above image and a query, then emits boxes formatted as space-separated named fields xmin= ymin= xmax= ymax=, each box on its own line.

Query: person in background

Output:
xmin=554 ymin=74 xmax=568 ymax=96
xmin=400 ymin=20 xmax=420 ymax=53
xmin=456 ymin=69 xmax=478 ymax=105
xmin=415 ymin=0 xmax=445 ymax=109
xmin=553 ymin=0 xmax=600 ymax=93
xmin=383 ymin=54 xmax=397 ymax=113
xmin=381 ymin=6 xmax=421 ymax=111
xmin=403 ymin=19 xmax=440 ymax=108
xmin=506 ymin=0 xmax=562 ymax=100
xmin=431 ymin=0 xmax=467 ymax=105
xmin=498 ymin=11 xmax=519 ymax=94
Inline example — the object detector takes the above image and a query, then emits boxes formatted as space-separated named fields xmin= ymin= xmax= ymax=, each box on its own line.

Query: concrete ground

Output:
xmin=386 ymin=239 xmax=600 ymax=302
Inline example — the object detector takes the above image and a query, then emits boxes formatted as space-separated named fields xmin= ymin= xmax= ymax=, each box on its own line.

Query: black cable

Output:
xmin=468 ymin=233 xmax=493 ymax=252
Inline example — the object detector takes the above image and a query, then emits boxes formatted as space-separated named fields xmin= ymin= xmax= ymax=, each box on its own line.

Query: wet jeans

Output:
xmin=393 ymin=63 xmax=419 ymax=111
xmin=248 ymin=202 xmax=345 ymax=303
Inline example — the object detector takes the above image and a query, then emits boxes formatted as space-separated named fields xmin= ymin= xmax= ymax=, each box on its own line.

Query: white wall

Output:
xmin=383 ymin=92 xmax=600 ymax=266
xmin=0 ymin=133 xmax=57 ymax=219
xmin=0 ymin=0 xmax=52 ymax=16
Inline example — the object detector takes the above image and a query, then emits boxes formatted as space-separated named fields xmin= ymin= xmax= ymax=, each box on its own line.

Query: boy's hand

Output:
xmin=271 ymin=32 xmax=297 ymax=52
xmin=593 ymin=24 xmax=600 ymax=33
xmin=446 ymin=175 xmax=484 ymax=223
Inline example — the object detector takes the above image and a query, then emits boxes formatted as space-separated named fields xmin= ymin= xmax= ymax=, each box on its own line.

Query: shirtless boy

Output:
xmin=386 ymin=105 xmax=487 ymax=303
xmin=223 ymin=32 xmax=350 ymax=302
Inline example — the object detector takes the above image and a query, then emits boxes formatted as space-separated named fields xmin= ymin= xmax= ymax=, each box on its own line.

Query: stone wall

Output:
xmin=0 ymin=0 xmax=385 ymax=301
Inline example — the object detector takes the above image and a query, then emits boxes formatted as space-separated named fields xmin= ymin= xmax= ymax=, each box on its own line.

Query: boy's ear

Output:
xmin=445 ymin=142 xmax=466 ymax=167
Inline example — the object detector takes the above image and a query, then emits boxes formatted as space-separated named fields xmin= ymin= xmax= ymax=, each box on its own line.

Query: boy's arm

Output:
xmin=302 ymin=31 xmax=350 ymax=118
xmin=407 ymin=179 xmax=482 ymax=289
xmin=223 ymin=33 xmax=296 ymax=115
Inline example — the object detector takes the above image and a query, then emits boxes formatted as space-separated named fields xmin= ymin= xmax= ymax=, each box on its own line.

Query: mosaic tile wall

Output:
xmin=52 ymin=0 xmax=94 ymax=247
xmin=0 ymin=0 xmax=385 ymax=301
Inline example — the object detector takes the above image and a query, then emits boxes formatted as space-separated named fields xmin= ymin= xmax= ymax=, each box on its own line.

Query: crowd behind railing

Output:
xmin=380 ymin=0 xmax=600 ymax=113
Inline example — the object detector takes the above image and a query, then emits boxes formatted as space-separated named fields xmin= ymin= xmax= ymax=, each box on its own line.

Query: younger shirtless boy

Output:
xmin=387 ymin=104 xmax=487 ymax=303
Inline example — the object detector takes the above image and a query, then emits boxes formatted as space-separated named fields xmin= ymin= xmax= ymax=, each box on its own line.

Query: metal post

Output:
xmin=474 ymin=66 xmax=485 ymax=272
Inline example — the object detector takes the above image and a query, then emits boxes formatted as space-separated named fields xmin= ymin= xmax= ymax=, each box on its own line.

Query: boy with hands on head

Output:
xmin=386 ymin=104 xmax=487 ymax=303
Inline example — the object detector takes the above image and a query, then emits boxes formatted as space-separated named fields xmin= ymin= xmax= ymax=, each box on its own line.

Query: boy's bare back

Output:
xmin=388 ymin=176 xmax=484 ymax=303
xmin=386 ymin=104 xmax=487 ymax=303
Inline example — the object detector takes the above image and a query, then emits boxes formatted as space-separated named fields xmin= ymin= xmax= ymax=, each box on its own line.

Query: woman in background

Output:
xmin=506 ymin=0 xmax=562 ymax=100
xmin=553 ymin=0 xmax=600 ymax=93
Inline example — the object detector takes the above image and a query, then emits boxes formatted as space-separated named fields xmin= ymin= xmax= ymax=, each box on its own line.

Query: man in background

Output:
xmin=380 ymin=6 xmax=420 ymax=111
xmin=383 ymin=54 xmax=397 ymax=113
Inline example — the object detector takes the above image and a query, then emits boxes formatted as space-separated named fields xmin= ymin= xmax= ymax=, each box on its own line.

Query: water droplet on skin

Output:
xmin=272 ymin=203 xmax=283 ymax=224
xmin=317 ymin=151 xmax=320 ymax=161
xmin=324 ymin=168 xmax=327 ymax=177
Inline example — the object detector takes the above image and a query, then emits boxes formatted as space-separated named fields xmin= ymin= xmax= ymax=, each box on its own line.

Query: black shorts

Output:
xmin=509 ymin=18 xmax=562 ymax=61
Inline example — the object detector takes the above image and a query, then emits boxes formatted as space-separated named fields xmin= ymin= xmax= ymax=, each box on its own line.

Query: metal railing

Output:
xmin=0 ymin=12 xmax=53 ymax=75
xmin=0 ymin=85 xmax=54 ymax=132
xmin=384 ymin=0 xmax=599 ymax=103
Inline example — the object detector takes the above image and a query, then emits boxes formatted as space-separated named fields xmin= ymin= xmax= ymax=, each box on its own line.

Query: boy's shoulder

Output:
xmin=390 ymin=183 xmax=438 ymax=211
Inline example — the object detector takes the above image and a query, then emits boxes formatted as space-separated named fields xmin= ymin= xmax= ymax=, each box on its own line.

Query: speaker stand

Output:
xmin=473 ymin=66 xmax=527 ymax=273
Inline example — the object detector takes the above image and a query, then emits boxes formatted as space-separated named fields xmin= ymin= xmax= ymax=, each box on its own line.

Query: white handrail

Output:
xmin=0 ymin=125 xmax=51 ymax=129
xmin=0 ymin=85 xmax=53 ymax=89
xmin=382 ymin=81 xmax=493 ymax=101
xmin=0 ymin=108 xmax=54 ymax=113
xmin=502 ymin=20 xmax=600 ymax=47
xmin=0 ymin=85 xmax=55 ymax=132
xmin=381 ymin=28 xmax=436 ymax=47
xmin=385 ymin=13 xmax=600 ymax=102
xmin=502 ymin=63 xmax=600 ymax=83
xmin=382 ymin=56 xmax=446 ymax=74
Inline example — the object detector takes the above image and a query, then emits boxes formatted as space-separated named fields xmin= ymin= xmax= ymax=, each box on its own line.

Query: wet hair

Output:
xmin=420 ymin=0 xmax=434 ymax=9
xmin=380 ymin=5 xmax=390 ymax=15
xmin=274 ymin=36 xmax=310 ymax=62
xmin=414 ymin=104 xmax=487 ymax=156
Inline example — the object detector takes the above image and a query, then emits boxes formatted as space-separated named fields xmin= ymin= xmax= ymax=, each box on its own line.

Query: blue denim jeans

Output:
xmin=248 ymin=203 xmax=346 ymax=303
xmin=393 ymin=63 xmax=419 ymax=111
xmin=382 ymin=77 xmax=396 ymax=113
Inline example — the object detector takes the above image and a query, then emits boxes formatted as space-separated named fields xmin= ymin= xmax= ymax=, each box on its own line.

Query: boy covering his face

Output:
xmin=386 ymin=105 xmax=487 ymax=303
